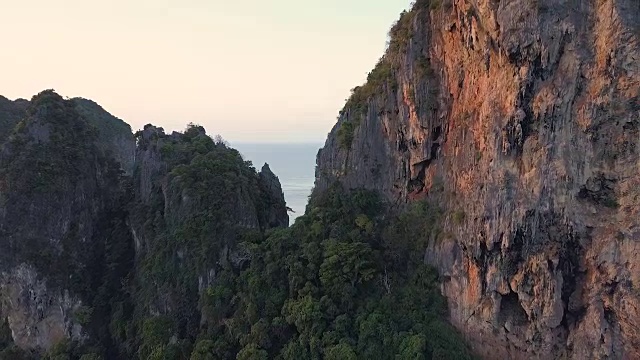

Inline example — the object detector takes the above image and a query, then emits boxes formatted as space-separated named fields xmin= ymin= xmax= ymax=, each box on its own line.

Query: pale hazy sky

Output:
xmin=1 ymin=0 xmax=410 ymax=143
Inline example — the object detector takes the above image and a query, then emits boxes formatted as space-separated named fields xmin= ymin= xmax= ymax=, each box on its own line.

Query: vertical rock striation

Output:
xmin=316 ymin=0 xmax=640 ymax=358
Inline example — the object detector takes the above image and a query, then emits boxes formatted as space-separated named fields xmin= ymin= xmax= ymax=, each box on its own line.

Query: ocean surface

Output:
xmin=233 ymin=143 xmax=322 ymax=223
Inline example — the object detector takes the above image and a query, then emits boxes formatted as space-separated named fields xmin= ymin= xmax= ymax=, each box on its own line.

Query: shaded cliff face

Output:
xmin=0 ymin=90 xmax=133 ymax=353
xmin=316 ymin=0 xmax=640 ymax=359
xmin=0 ymin=96 xmax=29 ymax=144
xmin=73 ymin=98 xmax=136 ymax=174
xmin=259 ymin=163 xmax=290 ymax=228
xmin=127 ymin=124 xmax=288 ymax=357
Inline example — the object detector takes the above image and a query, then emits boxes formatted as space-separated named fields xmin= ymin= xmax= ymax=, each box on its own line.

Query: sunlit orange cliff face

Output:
xmin=316 ymin=0 xmax=640 ymax=358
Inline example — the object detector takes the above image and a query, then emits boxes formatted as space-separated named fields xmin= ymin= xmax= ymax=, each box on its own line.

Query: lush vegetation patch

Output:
xmin=121 ymin=124 xmax=291 ymax=359
xmin=0 ymin=90 xmax=100 ymax=194
xmin=187 ymin=186 xmax=472 ymax=359
xmin=337 ymin=120 xmax=356 ymax=149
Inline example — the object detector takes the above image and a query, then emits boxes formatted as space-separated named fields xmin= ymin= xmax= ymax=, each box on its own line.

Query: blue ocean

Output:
xmin=233 ymin=143 xmax=322 ymax=223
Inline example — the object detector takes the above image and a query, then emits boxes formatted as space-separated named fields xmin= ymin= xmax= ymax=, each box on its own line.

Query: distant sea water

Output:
xmin=233 ymin=143 xmax=322 ymax=223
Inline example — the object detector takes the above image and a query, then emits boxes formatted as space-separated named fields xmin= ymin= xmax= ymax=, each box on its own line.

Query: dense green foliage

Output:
xmin=0 ymin=91 xmax=133 ymax=297
xmin=337 ymin=120 xmax=356 ymax=149
xmin=0 ymin=90 xmax=100 ymax=194
xmin=127 ymin=186 xmax=473 ymax=359
xmin=85 ymin=144 xmax=471 ymax=360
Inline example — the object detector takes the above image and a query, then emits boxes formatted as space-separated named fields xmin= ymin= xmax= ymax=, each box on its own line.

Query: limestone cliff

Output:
xmin=126 ymin=124 xmax=289 ymax=356
xmin=0 ymin=94 xmax=289 ymax=358
xmin=316 ymin=0 xmax=640 ymax=358
xmin=259 ymin=163 xmax=290 ymax=228
xmin=0 ymin=90 xmax=133 ymax=353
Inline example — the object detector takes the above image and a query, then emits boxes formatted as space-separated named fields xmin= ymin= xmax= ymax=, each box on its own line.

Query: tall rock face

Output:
xmin=127 ymin=124 xmax=288 ymax=357
xmin=0 ymin=90 xmax=134 ymax=353
xmin=316 ymin=0 xmax=640 ymax=359
xmin=259 ymin=163 xmax=290 ymax=228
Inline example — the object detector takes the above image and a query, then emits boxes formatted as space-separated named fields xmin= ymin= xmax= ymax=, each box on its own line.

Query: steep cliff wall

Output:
xmin=126 ymin=124 xmax=289 ymax=357
xmin=0 ymin=90 xmax=134 ymax=354
xmin=316 ymin=0 xmax=640 ymax=358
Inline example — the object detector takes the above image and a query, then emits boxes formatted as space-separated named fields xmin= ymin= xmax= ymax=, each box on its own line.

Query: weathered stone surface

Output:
xmin=316 ymin=0 xmax=640 ymax=358
xmin=259 ymin=163 xmax=289 ymax=228
xmin=135 ymin=124 xmax=167 ymax=206
xmin=1 ymin=264 xmax=84 ymax=351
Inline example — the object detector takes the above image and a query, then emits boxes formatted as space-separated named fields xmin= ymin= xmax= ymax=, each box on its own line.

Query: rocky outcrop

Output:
xmin=0 ymin=90 xmax=133 ymax=353
xmin=132 ymin=125 xmax=288 ymax=237
xmin=259 ymin=163 xmax=289 ymax=228
xmin=1 ymin=264 xmax=84 ymax=350
xmin=129 ymin=124 xmax=288 ymax=334
xmin=316 ymin=0 xmax=640 ymax=358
